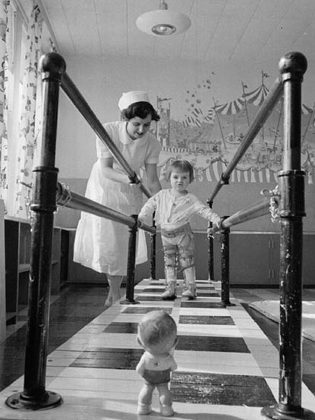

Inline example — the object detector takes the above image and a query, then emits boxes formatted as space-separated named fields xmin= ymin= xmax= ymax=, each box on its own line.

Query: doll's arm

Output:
xmin=135 ymin=356 xmax=146 ymax=376
xmin=170 ymin=357 xmax=178 ymax=372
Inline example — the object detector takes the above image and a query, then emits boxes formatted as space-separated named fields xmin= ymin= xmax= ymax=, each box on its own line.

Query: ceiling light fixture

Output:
xmin=136 ymin=0 xmax=191 ymax=37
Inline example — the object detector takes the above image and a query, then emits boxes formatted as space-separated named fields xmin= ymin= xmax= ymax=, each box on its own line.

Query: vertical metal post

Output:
xmin=6 ymin=53 xmax=65 ymax=410
xmin=150 ymin=213 xmax=156 ymax=280
xmin=220 ymin=217 xmax=232 ymax=306
xmin=262 ymin=52 xmax=313 ymax=419
xmin=207 ymin=200 xmax=214 ymax=281
xmin=122 ymin=215 xmax=140 ymax=304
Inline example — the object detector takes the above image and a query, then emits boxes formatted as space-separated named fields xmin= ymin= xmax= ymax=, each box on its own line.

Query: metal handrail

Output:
xmin=211 ymin=194 xmax=279 ymax=234
xmin=56 ymin=182 xmax=155 ymax=234
xmin=60 ymin=72 xmax=151 ymax=198
xmin=208 ymin=77 xmax=283 ymax=204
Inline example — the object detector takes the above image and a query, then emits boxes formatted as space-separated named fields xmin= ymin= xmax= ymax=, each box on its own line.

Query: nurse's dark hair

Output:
xmin=166 ymin=159 xmax=195 ymax=183
xmin=121 ymin=101 xmax=160 ymax=121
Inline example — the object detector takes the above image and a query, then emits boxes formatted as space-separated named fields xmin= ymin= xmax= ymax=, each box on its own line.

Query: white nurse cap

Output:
xmin=118 ymin=91 xmax=151 ymax=111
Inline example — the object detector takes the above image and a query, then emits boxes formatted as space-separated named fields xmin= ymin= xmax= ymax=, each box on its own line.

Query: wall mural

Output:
xmin=156 ymin=72 xmax=315 ymax=185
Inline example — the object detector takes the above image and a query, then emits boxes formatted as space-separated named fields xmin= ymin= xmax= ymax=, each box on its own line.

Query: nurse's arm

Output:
xmin=99 ymin=157 xmax=130 ymax=184
xmin=145 ymin=163 xmax=162 ymax=195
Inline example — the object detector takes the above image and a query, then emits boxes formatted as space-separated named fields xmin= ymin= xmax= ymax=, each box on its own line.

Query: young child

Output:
xmin=136 ymin=310 xmax=178 ymax=417
xmin=138 ymin=159 xmax=221 ymax=300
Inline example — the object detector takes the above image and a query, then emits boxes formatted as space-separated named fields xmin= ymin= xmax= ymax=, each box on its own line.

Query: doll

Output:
xmin=136 ymin=310 xmax=178 ymax=417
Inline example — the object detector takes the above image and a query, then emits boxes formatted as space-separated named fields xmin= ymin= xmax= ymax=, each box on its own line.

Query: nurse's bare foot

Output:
xmin=104 ymin=295 xmax=113 ymax=308
xmin=104 ymin=293 xmax=120 ymax=308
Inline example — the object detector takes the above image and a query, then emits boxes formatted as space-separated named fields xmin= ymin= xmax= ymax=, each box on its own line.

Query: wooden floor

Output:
xmin=1 ymin=280 xmax=315 ymax=419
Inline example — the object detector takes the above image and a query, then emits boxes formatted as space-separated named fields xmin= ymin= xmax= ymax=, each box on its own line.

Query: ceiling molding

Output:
xmin=36 ymin=0 xmax=60 ymax=51
xmin=11 ymin=0 xmax=29 ymax=25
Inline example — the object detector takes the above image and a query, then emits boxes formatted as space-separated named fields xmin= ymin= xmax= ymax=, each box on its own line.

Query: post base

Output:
xmin=120 ymin=298 xmax=140 ymax=305
xmin=222 ymin=301 xmax=236 ymax=307
xmin=262 ymin=404 xmax=315 ymax=419
xmin=6 ymin=390 xmax=63 ymax=410
xmin=215 ymin=302 xmax=226 ymax=308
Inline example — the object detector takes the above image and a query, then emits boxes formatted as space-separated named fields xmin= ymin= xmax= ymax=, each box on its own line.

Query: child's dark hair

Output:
xmin=122 ymin=101 xmax=160 ymax=121
xmin=166 ymin=159 xmax=194 ymax=183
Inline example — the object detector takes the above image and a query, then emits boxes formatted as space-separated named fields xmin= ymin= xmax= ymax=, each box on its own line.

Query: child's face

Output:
xmin=170 ymin=168 xmax=190 ymax=193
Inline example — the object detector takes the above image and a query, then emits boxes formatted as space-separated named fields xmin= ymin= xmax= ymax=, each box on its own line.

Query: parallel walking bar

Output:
xmin=60 ymin=66 xmax=158 ymax=283
xmin=5 ymin=51 xmax=157 ymax=412
xmin=56 ymin=182 xmax=155 ymax=234
xmin=262 ymin=52 xmax=313 ymax=420
xmin=6 ymin=53 xmax=65 ymax=410
xmin=149 ymin=214 xmax=157 ymax=279
xmin=57 ymin=182 xmax=155 ymax=303
xmin=221 ymin=199 xmax=276 ymax=228
xmin=211 ymin=190 xmax=280 ymax=233
xmin=210 ymin=189 xmax=279 ymax=306
xmin=207 ymin=221 xmax=214 ymax=281
xmin=208 ymin=51 xmax=314 ymax=419
xmin=207 ymin=200 xmax=215 ymax=281
xmin=220 ymin=217 xmax=231 ymax=306
xmin=60 ymin=72 xmax=151 ymax=198
xmin=208 ymin=77 xmax=283 ymax=204
xmin=207 ymin=76 xmax=283 ymax=286
xmin=123 ymin=215 xmax=139 ymax=304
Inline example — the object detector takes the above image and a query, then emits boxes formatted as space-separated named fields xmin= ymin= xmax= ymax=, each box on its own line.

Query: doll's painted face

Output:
xmin=126 ymin=115 xmax=152 ymax=140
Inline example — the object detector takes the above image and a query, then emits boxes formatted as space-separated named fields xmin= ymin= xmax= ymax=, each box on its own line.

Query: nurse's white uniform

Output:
xmin=73 ymin=121 xmax=161 ymax=276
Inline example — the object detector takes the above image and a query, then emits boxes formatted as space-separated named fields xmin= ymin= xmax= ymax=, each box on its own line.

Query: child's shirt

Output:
xmin=138 ymin=189 xmax=221 ymax=230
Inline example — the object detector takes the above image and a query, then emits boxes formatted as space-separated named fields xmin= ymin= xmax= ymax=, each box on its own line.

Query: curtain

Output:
xmin=0 ymin=0 xmax=9 ymax=208
xmin=13 ymin=1 xmax=42 ymax=218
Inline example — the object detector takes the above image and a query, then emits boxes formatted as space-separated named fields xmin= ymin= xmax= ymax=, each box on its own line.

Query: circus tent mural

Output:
xmin=157 ymin=71 xmax=315 ymax=185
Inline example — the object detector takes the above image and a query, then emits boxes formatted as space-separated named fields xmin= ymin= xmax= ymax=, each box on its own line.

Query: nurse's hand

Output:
xmin=128 ymin=172 xmax=141 ymax=185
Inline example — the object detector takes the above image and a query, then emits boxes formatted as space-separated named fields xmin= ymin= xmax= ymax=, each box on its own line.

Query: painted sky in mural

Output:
xmin=155 ymin=72 xmax=315 ymax=185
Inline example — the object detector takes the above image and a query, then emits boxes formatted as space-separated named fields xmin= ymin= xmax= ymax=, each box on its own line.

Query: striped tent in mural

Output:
xmin=200 ymin=159 xmax=280 ymax=184
xmin=165 ymin=72 xmax=315 ymax=185
xmin=213 ymin=97 xmax=245 ymax=115
xmin=243 ymin=82 xmax=269 ymax=106
xmin=160 ymin=142 xmax=314 ymax=185
xmin=160 ymin=147 xmax=282 ymax=184
xmin=182 ymin=106 xmax=215 ymax=127
xmin=213 ymin=75 xmax=269 ymax=117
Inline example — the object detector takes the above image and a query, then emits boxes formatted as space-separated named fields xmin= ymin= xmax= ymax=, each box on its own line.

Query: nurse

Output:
xmin=74 ymin=91 xmax=162 ymax=306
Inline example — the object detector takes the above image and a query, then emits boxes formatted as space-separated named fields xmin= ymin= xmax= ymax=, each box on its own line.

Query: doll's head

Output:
xmin=166 ymin=160 xmax=194 ymax=183
xmin=137 ymin=310 xmax=178 ymax=356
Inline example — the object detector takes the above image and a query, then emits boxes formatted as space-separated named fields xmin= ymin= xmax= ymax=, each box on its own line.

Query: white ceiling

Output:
xmin=39 ymin=0 xmax=315 ymax=67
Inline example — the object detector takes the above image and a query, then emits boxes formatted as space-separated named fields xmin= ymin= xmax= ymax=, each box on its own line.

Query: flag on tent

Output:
xmin=302 ymin=103 xmax=314 ymax=114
